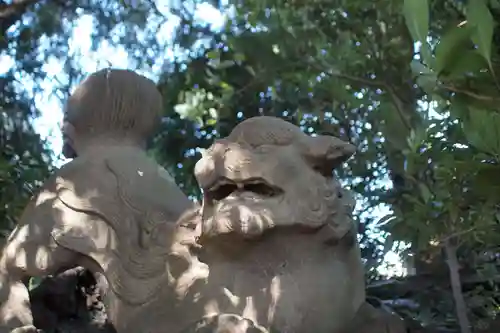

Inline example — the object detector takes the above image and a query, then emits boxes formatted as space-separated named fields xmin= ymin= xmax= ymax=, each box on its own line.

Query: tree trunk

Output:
xmin=444 ymin=238 xmax=471 ymax=333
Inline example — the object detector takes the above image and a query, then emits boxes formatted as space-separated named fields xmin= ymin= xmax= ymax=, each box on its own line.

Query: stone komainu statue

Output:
xmin=165 ymin=116 xmax=408 ymax=332
xmin=161 ymin=116 xmax=375 ymax=332
xmin=0 ymin=69 xmax=193 ymax=333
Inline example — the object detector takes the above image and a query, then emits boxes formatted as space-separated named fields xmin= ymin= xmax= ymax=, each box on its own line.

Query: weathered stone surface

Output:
xmin=166 ymin=116 xmax=366 ymax=332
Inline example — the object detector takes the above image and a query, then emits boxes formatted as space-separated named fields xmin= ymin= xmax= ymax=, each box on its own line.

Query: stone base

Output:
xmin=28 ymin=267 xmax=425 ymax=333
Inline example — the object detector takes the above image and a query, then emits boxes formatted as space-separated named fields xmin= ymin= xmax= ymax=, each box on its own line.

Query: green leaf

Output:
xmin=467 ymin=0 xmax=495 ymax=66
xmin=173 ymin=103 xmax=191 ymax=119
xmin=28 ymin=276 xmax=43 ymax=290
xmin=449 ymin=98 xmax=470 ymax=120
xmin=245 ymin=65 xmax=256 ymax=76
xmin=448 ymin=203 xmax=459 ymax=223
xmin=174 ymin=103 xmax=204 ymax=121
xmin=379 ymin=104 xmax=411 ymax=150
xmin=216 ymin=60 xmax=235 ymax=70
xmin=208 ymin=107 xmax=218 ymax=119
xmin=219 ymin=81 xmax=233 ymax=91
xmin=419 ymin=42 xmax=434 ymax=67
xmin=416 ymin=73 xmax=438 ymax=94
xmin=418 ymin=183 xmax=432 ymax=203
xmin=375 ymin=214 xmax=396 ymax=227
xmin=406 ymin=126 xmax=427 ymax=152
xmin=403 ymin=0 xmax=429 ymax=43
xmin=434 ymin=25 xmax=474 ymax=75
xmin=233 ymin=52 xmax=246 ymax=62
xmin=206 ymin=118 xmax=217 ymax=126
xmin=382 ymin=234 xmax=394 ymax=256
xmin=206 ymin=50 xmax=220 ymax=60
xmin=462 ymin=108 xmax=500 ymax=158
xmin=445 ymin=50 xmax=488 ymax=79
xmin=402 ymin=193 xmax=425 ymax=207
xmin=410 ymin=60 xmax=432 ymax=77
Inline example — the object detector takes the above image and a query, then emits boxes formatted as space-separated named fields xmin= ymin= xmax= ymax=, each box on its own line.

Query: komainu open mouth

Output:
xmin=206 ymin=177 xmax=283 ymax=201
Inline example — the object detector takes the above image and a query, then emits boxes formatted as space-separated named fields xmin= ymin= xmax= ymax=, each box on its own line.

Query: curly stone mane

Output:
xmin=225 ymin=116 xmax=304 ymax=147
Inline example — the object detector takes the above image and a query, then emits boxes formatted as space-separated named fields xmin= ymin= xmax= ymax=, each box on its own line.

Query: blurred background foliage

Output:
xmin=2 ymin=0 xmax=500 ymax=331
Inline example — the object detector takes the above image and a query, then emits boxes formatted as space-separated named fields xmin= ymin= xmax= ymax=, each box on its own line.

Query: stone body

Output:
xmin=160 ymin=116 xmax=368 ymax=332
xmin=0 ymin=69 xmax=193 ymax=333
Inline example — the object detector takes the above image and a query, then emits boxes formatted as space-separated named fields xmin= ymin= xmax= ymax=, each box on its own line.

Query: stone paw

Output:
xmin=9 ymin=325 xmax=43 ymax=333
xmin=184 ymin=314 xmax=268 ymax=333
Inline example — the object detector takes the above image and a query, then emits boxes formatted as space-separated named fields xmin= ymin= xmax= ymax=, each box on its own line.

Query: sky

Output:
xmin=1 ymin=2 xmax=406 ymax=276
xmin=21 ymin=2 xmax=227 ymax=166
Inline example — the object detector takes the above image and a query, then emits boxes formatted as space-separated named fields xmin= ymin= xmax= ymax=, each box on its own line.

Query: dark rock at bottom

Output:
xmin=28 ymin=267 xmax=115 ymax=333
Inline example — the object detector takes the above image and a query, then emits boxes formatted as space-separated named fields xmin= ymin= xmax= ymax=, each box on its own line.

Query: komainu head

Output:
xmin=194 ymin=116 xmax=357 ymax=243
xmin=62 ymin=69 xmax=162 ymax=157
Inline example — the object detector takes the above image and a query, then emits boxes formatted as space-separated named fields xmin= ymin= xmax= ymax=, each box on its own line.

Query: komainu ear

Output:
xmin=300 ymin=135 xmax=356 ymax=175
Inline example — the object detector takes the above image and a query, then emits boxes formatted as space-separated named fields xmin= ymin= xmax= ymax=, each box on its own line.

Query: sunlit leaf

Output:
xmin=207 ymin=50 xmax=220 ymax=60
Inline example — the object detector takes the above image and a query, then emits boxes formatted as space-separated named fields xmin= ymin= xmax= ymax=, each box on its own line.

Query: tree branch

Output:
xmin=441 ymin=84 xmax=500 ymax=102
xmin=444 ymin=238 xmax=471 ymax=333
xmin=325 ymin=67 xmax=413 ymax=131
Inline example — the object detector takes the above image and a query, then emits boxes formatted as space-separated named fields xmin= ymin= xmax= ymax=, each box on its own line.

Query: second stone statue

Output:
xmin=0 ymin=69 xmax=193 ymax=333
xmin=161 ymin=116 xmax=368 ymax=332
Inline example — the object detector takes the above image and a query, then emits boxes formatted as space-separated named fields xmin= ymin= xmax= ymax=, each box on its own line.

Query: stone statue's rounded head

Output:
xmin=62 ymin=69 xmax=162 ymax=157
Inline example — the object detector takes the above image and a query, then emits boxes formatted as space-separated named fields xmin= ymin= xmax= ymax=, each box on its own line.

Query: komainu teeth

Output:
xmin=207 ymin=177 xmax=282 ymax=200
